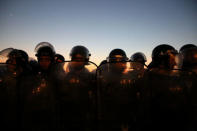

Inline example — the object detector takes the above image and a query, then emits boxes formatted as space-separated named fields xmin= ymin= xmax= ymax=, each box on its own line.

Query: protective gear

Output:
xmin=97 ymin=61 xmax=141 ymax=131
xmin=35 ymin=42 xmax=56 ymax=71
xmin=181 ymin=47 xmax=197 ymax=72
xmin=150 ymin=44 xmax=178 ymax=69
xmin=22 ymin=43 xmax=57 ymax=129
xmin=0 ymin=49 xmax=30 ymax=129
xmin=55 ymin=61 xmax=97 ymax=130
xmin=179 ymin=44 xmax=196 ymax=53
xmin=152 ymin=44 xmax=177 ymax=60
xmin=0 ymin=48 xmax=14 ymax=63
xmin=22 ymin=70 xmax=57 ymax=130
xmin=107 ymin=48 xmax=128 ymax=62
xmin=0 ymin=48 xmax=14 ymax=56
xmin=130 ymin=52 xmax=147 ymax=64
xmin=8 ymin=49 xmax=29 ymax=64
xmin=6 ymin=49 xmax=30 ymax=76
xmin=69 ymin=45 xmax=91 ymax=62
xmin=54 ymin=54 xmax=65 ymax=63
xmin=35 ymin=42 xmax=55 ymax=59
xmin=138 ymin=68 xmax=194 ymax=131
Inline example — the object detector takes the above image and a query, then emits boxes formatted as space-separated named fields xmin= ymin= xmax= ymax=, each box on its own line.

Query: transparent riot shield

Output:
xmin=97 ymin=61 xmax=146 ymax=131
xmin=22 ymin=67 xmax=58 ymax=130
xmin=0 ymin=63 xmax=8 ymax=127
xmin=54 ymin=61 xmax=97 ymax=130
xmin=0 ymin=48 xmax=34 ymax=129
xmin=143 ymin=67 xmax=196 ymax=131
xmin=0 ymin=62 xmax=22 ymax=129
xmin=0 ymin=48 xmax=18 ymax=129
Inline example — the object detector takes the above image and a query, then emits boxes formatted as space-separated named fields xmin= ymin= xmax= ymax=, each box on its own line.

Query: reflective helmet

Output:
xmin=54 ymin=54 xmax=65 ymax=63
xmin=8 ymin=49 xmax=29 ymax=64
xmin=179 ymin=44 xmax=196 ymax=53
xmin=130 ymin=52 xmax=147 ymax=64
xmin=107 ymin=48 xmax=128 ymax=62
xmin=182 ymin=47 xmax=197 ymax=69
xmin=0 ymin=48 xmax=14 ymax=63
xmin=0 ymin=48 xmax=14 ymax=57
xmin=35 ymin=42 xmax=56 ymax=59
xmin=6 ymin=49 xmax=29 ymax=75
xmin=151 ymin=44 xmax=178 ymax=69
xmin=69 ymin=45 xmax=91 ymax=62
xmin=152 ymin=44 xmax=177 ymax=60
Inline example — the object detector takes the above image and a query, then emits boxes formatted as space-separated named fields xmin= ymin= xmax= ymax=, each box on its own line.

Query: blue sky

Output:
xmin=0 ymin=0 xmax=197 ymax=64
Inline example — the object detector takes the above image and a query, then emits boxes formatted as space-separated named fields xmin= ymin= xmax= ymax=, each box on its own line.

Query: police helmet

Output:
xmin=107 ymin=48 xmax=128 ymax=62
xmin=130 ymin=52 xmax=147 ymax=64
xmin=69 ymin=45 xmax=91 ymax=62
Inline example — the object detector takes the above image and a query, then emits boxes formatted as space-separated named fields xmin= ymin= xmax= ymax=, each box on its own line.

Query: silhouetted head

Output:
xmin=7 ymin=49 xmax=29 ymax=74
xmin=70 ymin=45 xmax=91 ymax=62
xmin=179 ymin=44 xmax=196 ymax=53
xmin=107 ymin=48 xmax=128 ymax=72
xmin=35 ymin=42 xmax=55 ymax=70
xmin=69 ymin=45 xmax=91 ymax=69
xmin=107 ymin=48 xmax=128 ymax=63
xmin=181 ymin=47 xmax=197 ymax=70
xmin=130 ymin=52 xmax=147 ymax=65
xmin=8 ymin=49 xmax=29 ymax=64
xmin=150 ymin=44 xmax=178 ymax=69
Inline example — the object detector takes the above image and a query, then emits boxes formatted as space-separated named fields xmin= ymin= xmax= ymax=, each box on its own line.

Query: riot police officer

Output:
xmin=22 ymin=42 xmax=57 ymax=130
xmin=56 ymin=45 xmax=96 ymax=131
xmin=140 ymin=44 xmax=192 ymax=131
xmin=148 ymin=44 xmax=178 ymax=70
xmin=35 ymin=42 xmax=56 ymax=73
xmin=130 ymin=52 xmax=147 ymax=79
xmin=98 ymin=48 xmax=140 ymax=131
xmin=0 ymin=48 xmax=31 ymax=129
xmin=177 ymin=44 xmax=197 ymax=69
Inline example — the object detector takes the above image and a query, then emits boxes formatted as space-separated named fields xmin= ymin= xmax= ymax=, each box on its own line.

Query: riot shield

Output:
xmin=54 ymin=61 xmax=97 ymax=130
xmin=0 ymin=62 xmax=22 ymax=129
xmin=0 ymin=63 xmax=8 ymax=128
xmin=0 ymin=48 xmax=19 ymax=129
xmin=143 ymin=68 xmax=195 ymax=131
xmin=97 ymin=61 xmax=146 ymax=131
xmin=22 ymin=68 xmax=58 ymax=130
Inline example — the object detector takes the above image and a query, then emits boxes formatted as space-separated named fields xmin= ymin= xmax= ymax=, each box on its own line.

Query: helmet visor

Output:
xmin=108 ymin=55 xmax=128 ymax=63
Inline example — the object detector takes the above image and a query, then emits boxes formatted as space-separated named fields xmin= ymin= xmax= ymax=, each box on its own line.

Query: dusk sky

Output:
xmin=0 ymin=0 xmax=197 ymax=65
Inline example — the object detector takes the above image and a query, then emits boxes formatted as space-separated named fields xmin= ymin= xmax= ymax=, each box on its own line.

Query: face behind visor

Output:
xmin=107 ymin=49 xmax=128 ymax=63
xmin=70 ymin=45 xmax=91 ymax=66
xmin=35 ymin=42 xmax=56 ymax=71
xmin=151 ymin=44 xmax=178 ymax=69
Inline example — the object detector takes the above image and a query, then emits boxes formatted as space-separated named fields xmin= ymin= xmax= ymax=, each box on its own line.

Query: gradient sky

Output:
xmin=0 ymin=0 xmax=197 ymax=65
